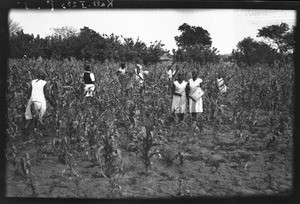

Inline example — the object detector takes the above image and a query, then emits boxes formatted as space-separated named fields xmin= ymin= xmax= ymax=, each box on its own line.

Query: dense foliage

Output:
xmin=230 ymin=23 xmax=295 ymax=66
xmin=9 ymin=26 xmax=166 ymax=64
xmin=173 ymin=23 xmax=220 ymax=64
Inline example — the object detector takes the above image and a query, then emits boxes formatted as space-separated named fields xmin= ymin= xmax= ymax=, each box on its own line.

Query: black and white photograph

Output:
xmin=2 ymin=0 xmax=297 ymax=200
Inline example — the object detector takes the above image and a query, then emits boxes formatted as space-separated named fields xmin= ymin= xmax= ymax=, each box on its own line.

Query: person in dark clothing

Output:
xmin=83 ymin=65 xmax=95 ymax=97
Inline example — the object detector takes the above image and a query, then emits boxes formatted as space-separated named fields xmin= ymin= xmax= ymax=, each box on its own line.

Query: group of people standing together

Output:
xmin=117 ymin=61 xmax=207 ymax=123
xmin=170 ymin=68 xmax=205 ymax=122
xmin=24 ymin=60 xmax=227 ymax=127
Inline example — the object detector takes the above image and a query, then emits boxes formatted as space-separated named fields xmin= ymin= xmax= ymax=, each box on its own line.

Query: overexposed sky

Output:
xmin=9 ymin=9 xmax=296 ymax=55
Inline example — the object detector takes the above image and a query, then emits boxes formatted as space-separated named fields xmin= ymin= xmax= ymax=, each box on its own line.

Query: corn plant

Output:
xmin=175 ymin=178 xmax=191 ymax=197
xmin=20 ymin=153 xmax=37 ymax=196
xmin=70 ymin=173 xmax=90 ymax=197
xmin=96 ymin=121 xmax=123 ymax=178
xmin=106 ymin=177 xmax=122 ymax=198
xmin=62 ymin=147 xmax=80 ymax=178
xmin=136 ymin=125 xmax=161 ymax=173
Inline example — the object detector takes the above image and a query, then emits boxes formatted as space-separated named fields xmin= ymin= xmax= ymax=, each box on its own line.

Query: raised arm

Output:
xmin=90 ymin=73 xmax=95 ymax=83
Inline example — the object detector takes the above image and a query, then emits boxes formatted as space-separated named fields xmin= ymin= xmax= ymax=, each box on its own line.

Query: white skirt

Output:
xmin=189 ymin=97 xmax=203 ymax=113
xmin=25 ymin=97 xmax=46 ymax=120
xmin=84 ymin=84 xmax=95 ymax=97
xmin=172 ymin=94 xmax=187 ymax=113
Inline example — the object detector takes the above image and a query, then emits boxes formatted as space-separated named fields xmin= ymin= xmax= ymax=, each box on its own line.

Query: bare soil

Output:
xmin=5 ymin=112 xmax=293 ymax=198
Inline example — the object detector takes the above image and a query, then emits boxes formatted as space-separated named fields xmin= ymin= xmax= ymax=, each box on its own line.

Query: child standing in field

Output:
xmin=187 ymin=70 xmax=204 ymax=121
xmin=171 ymin=72 xmax=188 ymax=122
xmin=25 ymin=70 xmax=55 ymax=127
xmin=83 ymin=64 xmax=96 ymax=97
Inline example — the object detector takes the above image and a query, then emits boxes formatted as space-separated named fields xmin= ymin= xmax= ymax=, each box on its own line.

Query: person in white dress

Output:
xmin=171 ymin=72 xmax=188 ymax=122
xmin=25 ymin=70 xmax=55 ymax=127
xmin=83 ymin=65 xmax=95 ymax=97
xmin=187 ymin=70 xmax=204 ymax=121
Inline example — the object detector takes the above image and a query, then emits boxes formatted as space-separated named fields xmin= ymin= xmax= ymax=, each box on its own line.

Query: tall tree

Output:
xmin=174 ymin=23 xmax=212 ymax=48
xmin=8 ymin=19 xmax=22 ymax=36
xmin=51 ymin=26 xmax=78 ymax=39
xmin=257 ymin=22 xmax=295 ymax=54
xmin=173 ymin=23 xmax=218 ymax=64
xmin=9 ymin=30 xmax=34 ymax=58
xmin=231 ymin=37 xmax=277 ymax=66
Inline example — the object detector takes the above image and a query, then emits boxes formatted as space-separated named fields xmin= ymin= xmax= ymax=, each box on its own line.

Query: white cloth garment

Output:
xmin=167 ymin=69 xmax=176 ymax=81
xmin=84 ymin=84 xmax=95 ymax=97
xmin=188 ymin=78 xmax=203 ymax=113
xmin=25 ymin=79 xmax=47 ymax=120
xmin=118 ymin=67 xmax=126 ymax=75
xmin=134 ymin=67 xmax=148 ymax=86
xmin=89 ymin=72 xmax=95 ymax=82
xmin=217 ymin=78 xmax=227 ymax=93
xmin=172 ymin=80 xmax=188 ymax=113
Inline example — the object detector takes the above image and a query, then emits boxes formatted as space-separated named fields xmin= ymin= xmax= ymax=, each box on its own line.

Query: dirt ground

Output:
xmin=5 ymin=112 xmax=293 ymax=199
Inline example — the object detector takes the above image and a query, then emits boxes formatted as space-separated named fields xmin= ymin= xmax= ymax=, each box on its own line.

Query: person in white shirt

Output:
xmin=187 ymin=70 xmax=204 ymax=121
xmin=25 ymin=70 xmax=55 ymax=127
xmin=134 ymin=62 xmax=149 ymax=94
xmin=116 ymin=62 xmax=128 ymax=98
xmin=166 ymin=64 xmax=179 ymax=82
xmin=117 ymin=62 xmax=127 ymax=76
xmin=171 ymin=72 xmax=188 ymax=122
xmin=117 ymin=62 xmax=127 ymax=87
xmin=83 ymin=65 xmax=95 ymax=97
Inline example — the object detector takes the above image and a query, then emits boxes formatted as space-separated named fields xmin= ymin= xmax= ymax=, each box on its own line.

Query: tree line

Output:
xmin=9 ymin=20 xmax=294 ymax=66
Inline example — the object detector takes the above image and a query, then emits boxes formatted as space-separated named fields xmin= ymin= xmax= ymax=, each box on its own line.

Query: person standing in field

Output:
xmin=117 ymin=62 xmax=128 ymax=98
xmin=187 ymin=70 xmax=204 ymax=121
xmin=217 ymin=73 xmax=227 ymax=94
xmin=117 ymin=62 xmax=127 ymax=85
xmin=117 ymin=62 xmax=127 ymax=75
xmin=134 ymin=61 xmax=149 ymax=94
xmin=171 ymin=72 xmax=188 ymax=122
xmin=83 ymin=64 xmax=96 ymax=97
xmin=25 ymin=70 xmax=55 ymax=128
xmin=166 ymin=64 xmax=179 ymax=82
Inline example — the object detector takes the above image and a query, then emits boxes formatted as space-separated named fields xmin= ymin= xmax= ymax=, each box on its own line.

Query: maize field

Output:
xmin=5 ymin=58 xmax=294 ymax=198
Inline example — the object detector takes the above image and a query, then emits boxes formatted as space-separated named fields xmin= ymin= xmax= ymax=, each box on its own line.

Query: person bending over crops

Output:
xmin=171 ymin=72 xmax=188 ymax=122
xmin=83 ymin=65 xmax=96 ymax=97
xmin=187 ymin=70 xmax=204 ymax=121
xmin=25 ymin=70 xmax=55 ymax=128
